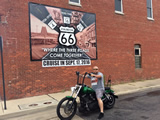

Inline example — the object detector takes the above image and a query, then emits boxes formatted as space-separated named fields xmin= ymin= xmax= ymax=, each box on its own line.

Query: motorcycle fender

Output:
xmin=105 ymin=89 xmax=114 ymax=93
xmin=109 ymin=93 xmax=118 ymax=99
xmin=113 ymin=94 xmax=118 ymax=99
xmin=66 ymin=96 xmax=74 ymax=99
xmin=105 ymin=90 xmax=118 ymax=99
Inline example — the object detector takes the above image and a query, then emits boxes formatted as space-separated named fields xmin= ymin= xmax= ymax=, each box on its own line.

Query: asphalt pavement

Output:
xmin=78 ymin=87 xmax=160 ymax=120
xmin=0 ymin=78 xmax=160 ymax=120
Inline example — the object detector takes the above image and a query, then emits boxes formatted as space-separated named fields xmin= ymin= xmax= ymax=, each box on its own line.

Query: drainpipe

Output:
xmin=0 ymin=36 xmax=7 ymax=110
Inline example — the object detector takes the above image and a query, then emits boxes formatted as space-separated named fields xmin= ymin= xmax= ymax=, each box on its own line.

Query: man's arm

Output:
xmin=90 ymin=73 xmax=102 ymax=78
xmin=79 ymin=74 xmax=89 ymax=78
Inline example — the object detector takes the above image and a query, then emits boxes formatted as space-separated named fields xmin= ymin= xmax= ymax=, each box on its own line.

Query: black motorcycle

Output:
xmin=56 ymin=72 xmax=118 ymax=120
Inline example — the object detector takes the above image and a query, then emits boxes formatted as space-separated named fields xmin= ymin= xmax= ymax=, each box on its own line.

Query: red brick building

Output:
xmin=0 ymin=0 xmax=160 ymax=100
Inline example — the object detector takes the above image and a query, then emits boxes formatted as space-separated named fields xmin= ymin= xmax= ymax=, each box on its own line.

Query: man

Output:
xmin=87 ymin=66 xmax=104 ymax=120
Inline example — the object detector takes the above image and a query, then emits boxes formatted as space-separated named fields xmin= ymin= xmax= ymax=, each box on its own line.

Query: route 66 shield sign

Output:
xmin=58 ymin=26 xmax=77 ymax=46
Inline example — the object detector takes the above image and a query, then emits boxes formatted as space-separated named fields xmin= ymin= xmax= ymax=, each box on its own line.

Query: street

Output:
xmin=78 ymin=87 xmax=160 ymax=120
xmin=0 ymin=87 xmax=160 ymax=120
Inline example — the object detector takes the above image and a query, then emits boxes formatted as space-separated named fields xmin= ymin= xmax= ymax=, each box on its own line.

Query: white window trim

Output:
xmin=115 ymin=10 xmax=124 ymax=15
xmin=135 ymin=48 xmax=141 ymax=56
xmin=147 ymin=17 xmax=154 ymax=21
xmin=147 ymin=0 xmax=154 ymax=20
xmin=115 ymin=0 xmax=124 ymax=15
xmin=69 ymin=0 xmax=81 ymax=7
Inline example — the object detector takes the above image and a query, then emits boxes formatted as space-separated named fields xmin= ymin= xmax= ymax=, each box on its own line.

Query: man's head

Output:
xmin=93 ymin=66 xmax=99 ymax=74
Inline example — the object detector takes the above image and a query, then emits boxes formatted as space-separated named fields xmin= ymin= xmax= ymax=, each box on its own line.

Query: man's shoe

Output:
xmin=97 ymin=112 xmax=104 ymax=120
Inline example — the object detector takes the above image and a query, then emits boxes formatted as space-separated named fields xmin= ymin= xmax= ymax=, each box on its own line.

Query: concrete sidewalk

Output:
xmin=0 ymin=78 xmax=160 ymax=118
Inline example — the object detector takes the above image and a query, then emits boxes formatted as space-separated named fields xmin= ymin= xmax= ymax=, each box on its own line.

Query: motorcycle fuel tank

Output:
xmin=82 ymin=86 xmax=94 ymax=94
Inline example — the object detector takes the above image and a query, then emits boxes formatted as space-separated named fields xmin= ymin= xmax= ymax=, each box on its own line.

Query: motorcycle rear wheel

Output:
xmin=105 ymin=94 xmax=115 ymax=109
xmin=56 ymin=97 xmax=77 ymax=120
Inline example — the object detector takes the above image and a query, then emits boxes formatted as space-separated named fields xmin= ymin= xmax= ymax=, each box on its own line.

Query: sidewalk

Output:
xmin=0 ymin=78 xmax=160 ymax=119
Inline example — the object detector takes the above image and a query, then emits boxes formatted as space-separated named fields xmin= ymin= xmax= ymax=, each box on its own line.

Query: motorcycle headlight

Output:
xmin=71 ymin=87 xmax=75 ymax=92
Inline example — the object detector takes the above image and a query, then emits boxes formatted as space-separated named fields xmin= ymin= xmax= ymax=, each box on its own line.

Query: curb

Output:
xmin=115 ymin=84 xmax=160 ymax=95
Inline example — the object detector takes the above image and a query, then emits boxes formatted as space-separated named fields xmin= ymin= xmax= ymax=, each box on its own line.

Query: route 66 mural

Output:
xmin=29 ymin=2 xmax=97 ymax=67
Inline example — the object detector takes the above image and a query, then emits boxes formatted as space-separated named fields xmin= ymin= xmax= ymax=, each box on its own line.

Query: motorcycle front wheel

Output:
xmin=56 ymin=97 xmax=77 ymax=120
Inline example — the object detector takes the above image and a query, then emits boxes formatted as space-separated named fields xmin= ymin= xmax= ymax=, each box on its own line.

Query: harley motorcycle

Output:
xmin=56 ymin=72 xmax=118 ymax=120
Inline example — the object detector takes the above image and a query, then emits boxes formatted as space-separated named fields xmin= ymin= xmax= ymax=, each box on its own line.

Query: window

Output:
xmin=135 ymin=48 xmax=140 ymax=56
xmin=0 ymin=15 xmax=2 ymax=23
xmin=135 ymin=44 xmax=141 ymax=68
xmin=147 ymin=0 xmax=154 ymax=20
xmin=115 ymin=0 xmax=124 ymax=14
xmin=69 ymin=0 xmax=81 ymax=7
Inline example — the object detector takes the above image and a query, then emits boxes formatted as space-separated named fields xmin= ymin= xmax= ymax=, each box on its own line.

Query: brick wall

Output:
xmin=0 ymin=0 xmax=160 ymax=100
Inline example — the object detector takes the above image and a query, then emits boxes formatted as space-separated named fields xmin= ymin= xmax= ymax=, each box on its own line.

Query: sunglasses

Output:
xmin=93 ymin=68 xmax=98 ymax=70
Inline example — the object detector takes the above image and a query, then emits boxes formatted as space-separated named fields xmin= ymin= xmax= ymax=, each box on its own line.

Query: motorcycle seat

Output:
xmin=105 ymin=87 xmax=110 ymax=90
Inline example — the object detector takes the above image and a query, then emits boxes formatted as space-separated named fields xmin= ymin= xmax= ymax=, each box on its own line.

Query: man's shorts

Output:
xmin=95 ymin=89 xmax=104 ymax=99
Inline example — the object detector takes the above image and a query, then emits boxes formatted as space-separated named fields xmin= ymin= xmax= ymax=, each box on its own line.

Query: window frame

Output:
xmin=135 ymin=48 xmax=141 ymax=56
xmin=147 ymin=0 xmax=154 ymax=20
xmin=115 ymin=0 xmax=124 ymax=15
xmin=69 ymin=0 xmax=81 ymax=7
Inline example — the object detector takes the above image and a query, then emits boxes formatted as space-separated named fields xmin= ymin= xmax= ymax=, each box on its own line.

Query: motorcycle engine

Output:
xmin=80 ymin=93 xmax=99 ymax=111
xmin=88 ymin=101 xmax=99 ymax=110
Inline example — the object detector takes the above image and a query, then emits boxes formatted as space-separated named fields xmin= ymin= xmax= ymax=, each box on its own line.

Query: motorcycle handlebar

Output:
xmin=76 ymin=71 xmax=89 ymax=85
xmin=76 ymin=71 xmax=89 ymax=76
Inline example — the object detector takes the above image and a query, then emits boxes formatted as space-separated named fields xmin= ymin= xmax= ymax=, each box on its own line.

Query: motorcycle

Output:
xmin=56 ymin=71 xmax=118 ymax=120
